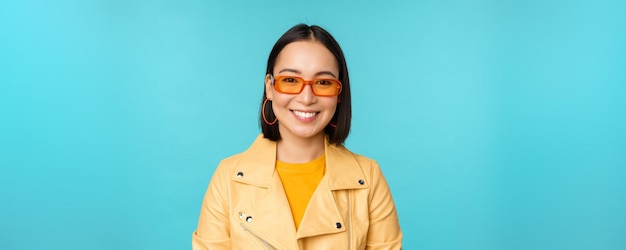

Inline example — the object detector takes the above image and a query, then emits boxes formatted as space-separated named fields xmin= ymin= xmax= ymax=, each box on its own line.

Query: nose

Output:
xmin=296 ymin=84 xmax=317 ymax=105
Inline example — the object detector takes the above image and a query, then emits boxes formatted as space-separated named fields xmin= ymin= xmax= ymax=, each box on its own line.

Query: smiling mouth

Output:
xmin=291 ymin=110 xmax=319 ymax=119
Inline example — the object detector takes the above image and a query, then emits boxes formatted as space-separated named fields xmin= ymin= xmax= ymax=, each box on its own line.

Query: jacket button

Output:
xmin=246 ymin=216 xmax=253 ymax=223
xmin=236 ymin=172 xmax=244 ymax=178
xmin=239 ymin=212 xmax=245 ymax=219
xmin=336 ymin=222 xmax=342 ymax=229
xmin=358 ymin=179 xmax=365 ymax=185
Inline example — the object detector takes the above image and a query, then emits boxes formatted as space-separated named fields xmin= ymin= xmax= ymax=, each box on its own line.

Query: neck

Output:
xmin=276 ymin=133 xmax=325 ymax=164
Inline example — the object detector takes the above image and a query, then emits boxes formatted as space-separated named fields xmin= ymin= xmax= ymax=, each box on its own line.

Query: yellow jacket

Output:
xmin=192 ymin=135 xmax=402 ymax=249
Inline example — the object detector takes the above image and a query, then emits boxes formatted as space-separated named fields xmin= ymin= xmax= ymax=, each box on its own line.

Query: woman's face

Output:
xmin=265 ymin=40 xmax=339 ymax=141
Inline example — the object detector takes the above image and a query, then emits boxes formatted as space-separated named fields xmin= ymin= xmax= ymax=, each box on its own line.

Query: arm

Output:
xmin=366 ymin=161 xmax=403 ymax=249
xmin=192 ymin=161 xmax=232 ymax=250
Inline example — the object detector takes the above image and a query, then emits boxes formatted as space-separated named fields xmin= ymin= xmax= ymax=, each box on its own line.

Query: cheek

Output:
xmin=323 ymin=100 xmax=339 ymax=113
xmin=271 ymin=95 xmax=292 ymax=110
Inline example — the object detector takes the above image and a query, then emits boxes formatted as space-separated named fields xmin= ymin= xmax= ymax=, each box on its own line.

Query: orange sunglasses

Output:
xmin=271 ymin=75 xmax=342 ymax=97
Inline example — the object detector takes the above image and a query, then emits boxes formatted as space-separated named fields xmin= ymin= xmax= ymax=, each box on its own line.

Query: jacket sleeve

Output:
xmin=192 ymin=160 xmax=232 ymax=250
xmin=366 ymin=161 xmax=403 ymax=249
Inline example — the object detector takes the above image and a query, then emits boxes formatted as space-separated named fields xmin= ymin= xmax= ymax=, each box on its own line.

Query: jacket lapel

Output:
xmin=232 ymin=135 xmax=299 ymax=249
xmin=296 ymin=140 xmax=369 ymax=239
xmin=231 ymin=135 xmax=276 ymax=188
xmin=325 ymin=143 xmax=370 ymax=191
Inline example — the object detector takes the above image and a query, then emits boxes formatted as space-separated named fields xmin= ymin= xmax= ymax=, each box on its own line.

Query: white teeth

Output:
xmin=293 ymin=110 xmax=317 ymax=118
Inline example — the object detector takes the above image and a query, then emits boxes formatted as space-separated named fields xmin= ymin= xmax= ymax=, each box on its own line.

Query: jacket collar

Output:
xmin=232 ymin=134 xmax=368 ymax=190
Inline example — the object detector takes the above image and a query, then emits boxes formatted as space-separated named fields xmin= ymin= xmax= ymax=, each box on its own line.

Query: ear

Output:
xmin=265 ymin=74 xmax=273 ymax=100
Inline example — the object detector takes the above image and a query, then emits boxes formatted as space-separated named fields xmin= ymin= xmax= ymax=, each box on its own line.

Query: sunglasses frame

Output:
xmin=270 ymin=75 xmax=342 ymax=97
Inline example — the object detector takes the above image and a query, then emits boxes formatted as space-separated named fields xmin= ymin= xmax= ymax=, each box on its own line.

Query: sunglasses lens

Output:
xmin=275 ymin=77 xmax=304 ymax=94
xmin=312 ymin=80 xmax=341 ymax=96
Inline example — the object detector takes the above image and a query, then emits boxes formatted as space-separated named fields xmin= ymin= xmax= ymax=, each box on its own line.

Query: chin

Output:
xmin=290 ymin=128 xmax=325 ymax=139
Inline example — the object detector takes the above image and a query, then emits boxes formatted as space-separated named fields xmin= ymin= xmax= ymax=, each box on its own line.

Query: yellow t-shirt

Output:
xmin=276 ymin=154 xmax=326 ymax=230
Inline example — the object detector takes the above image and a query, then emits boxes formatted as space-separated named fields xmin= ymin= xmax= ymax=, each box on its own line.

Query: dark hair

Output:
xmin=260 ymin=24 xmax=351 ymax=145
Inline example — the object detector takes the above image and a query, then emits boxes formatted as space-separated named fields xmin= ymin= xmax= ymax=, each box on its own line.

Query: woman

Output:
xmin=192 ymin=24 xmax=402 ymax=249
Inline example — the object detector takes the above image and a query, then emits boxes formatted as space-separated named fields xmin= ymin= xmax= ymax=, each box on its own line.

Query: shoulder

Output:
xmin=218 ymin=134 xmax=274 ymax=164
xmin=331 ymin=145 xmax=381 ymax=169
xmin=212 ymin=134 xmax=277 ymax=179
xmin=352 ymin=152 xmax=386 ymax=182
xmin=216 ymin=152 xmax=245 ymax=170
xmin=352 ymin=152 xmax=379 ymax=167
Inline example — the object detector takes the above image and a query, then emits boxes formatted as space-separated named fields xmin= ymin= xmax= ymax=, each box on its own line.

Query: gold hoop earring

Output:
xmin=262 ymin=99 xmax=277 ymax=125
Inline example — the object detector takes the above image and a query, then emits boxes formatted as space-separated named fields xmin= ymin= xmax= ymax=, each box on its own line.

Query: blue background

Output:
xmin=1 ymin=0 xmax=625 ymax=249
